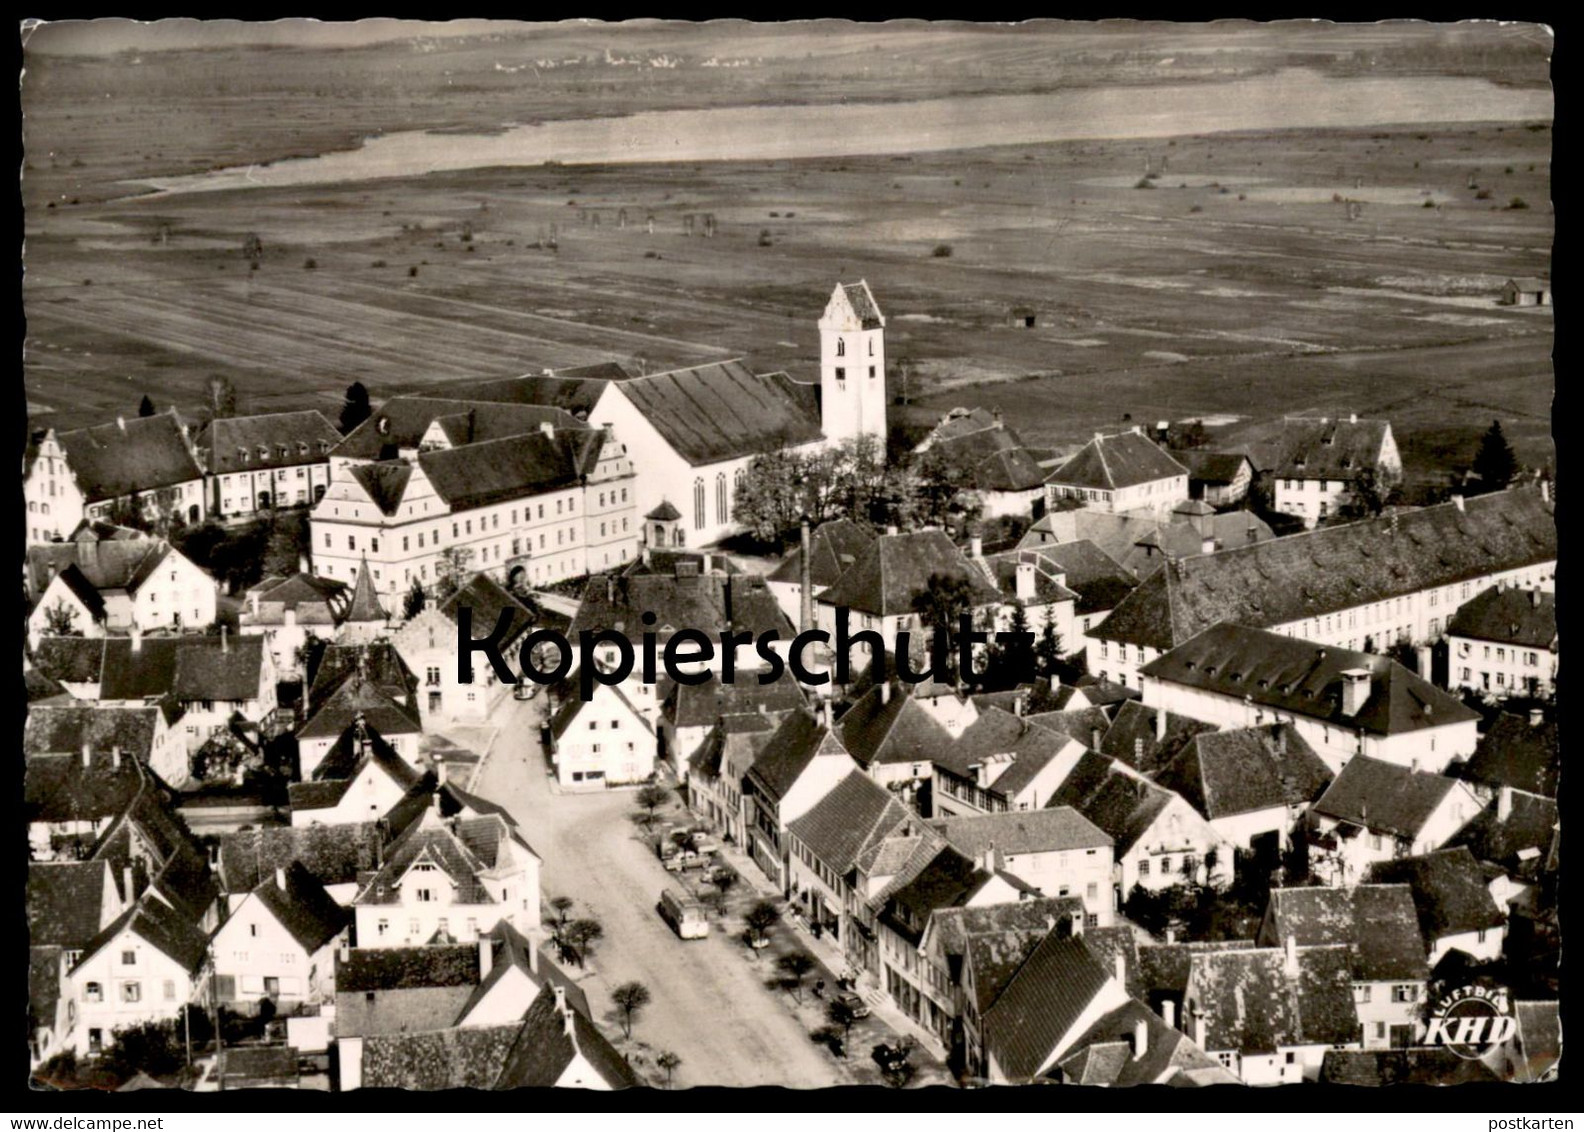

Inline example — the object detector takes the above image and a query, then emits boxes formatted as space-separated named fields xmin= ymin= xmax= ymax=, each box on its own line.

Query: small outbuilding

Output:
xmin=1501 ymin=278 xmax=1551 ymax=307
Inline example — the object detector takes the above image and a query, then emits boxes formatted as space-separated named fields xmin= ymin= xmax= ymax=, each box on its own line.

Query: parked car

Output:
xmin=689 ymin=832 xmax=720 ymax=854
xmin=834 ymin=992 xmax=870 ymax=1020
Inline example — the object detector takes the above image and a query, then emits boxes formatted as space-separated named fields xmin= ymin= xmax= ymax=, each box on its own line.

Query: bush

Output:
xmin=371 ymin=259 xmax=387 ymax=268
xmin=1508 ymin=197 xmax=1530 ymax=210
xmin=1188 ymin=205 xmax=1203 ymax=213
xmin=1475 ymin=188 xmax=1493 ymax=200
xmin=303 ymin=258 xmax=317 ymax=269
xmin=408 ymin=265 xmax=419 ymax=277
xmin=1422 ymin=199 xmax=1436 ymax=208
xmin=931 ymin=243 xmax=953 ymax=258
xmin=1134 ymin=177 xmax=1155 ymax=189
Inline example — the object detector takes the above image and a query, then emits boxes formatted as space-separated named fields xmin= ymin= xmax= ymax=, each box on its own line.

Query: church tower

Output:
xmin=819 ymin=281 xmax=887 ymax=448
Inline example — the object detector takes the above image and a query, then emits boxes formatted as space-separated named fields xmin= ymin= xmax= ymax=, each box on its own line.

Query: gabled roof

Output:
xmin=347 ymin=462 xmax=413 ymax=516
xmin=668 ymin=669 xmax=808 ymax=730
xmin=835 ymin=683 xmax=955 ymax=770
xmin=614 ymin=359 xmax=823 ymax=465
xmin=974 ymin=550 xmax=1081 ymax=608
xmin=216 ymin=823 xmax=384 ymax=892
xmin=75 ymin=895 xmax=209 ymax=976
xmin=1009 ymin=540 xmax=1139 ymax=616
xmin=1259 ymin=884 xmax=1429 ymax=982
xmin=839 ymin=281 xmax=885 ymax=329
xmin=249 ymin=862 xmax=352 ymax=954
xmin=25 ymin=746 xmax=146 ymax=826
xmin=1446 ymin=584 xmax=1556 ymax=648
xmin=353 ymin=811 xmax=517 ymax=908
xmin=767 ymin=518 xmax=878 ymax=589
xmin=496 ymin=983 xmax=641 ymax=1089
xmin=932 ymin=707 xmax=1074 ymax=802
xmin=438 ymin=573 xmax=537 ymax=651
xmin=745 ymin=708 xmax=850 ymax=804
xmin=1270 ymin=417 xmax=1393 ymax=482
xmin=1045 ymin=751 xmax=1177 ymax=858
xmin=1313 ymin=756 xmax=1466 ymax=839
xmin=1141 ymin=623 xmax=1478 ymax=737
xmin=1366 ymin=847 xmax=1508 ymax=939
xmin=645 ymin=499 xmax=682 ymax=521
xmin=1510 ymin=1000 xmax=1561 ymax=1083
xmin=455 ymin=920 xmax=589 ymax=1025
xmin=982 ymin=932 xmax=1114 ymax=1082
xmin=1450 ymin=788 xmax=1559 ymax=882
xmin=24 ymin=703 xmax=160 ymax=765
xmin=1155 ymin=724 xmax=1333 ymax=821
xmin=1186 ymin=945 xmax=1357 ymax=1054
xmin=785 ymin=770 xmax=914 ymax=876
xmin=926 ymin=419 xmax=1048 ymax=493
xmin=26 ymin=539 xmax=176 ymax=604
xmin=244 ymin=573 xmax=349 ymax=625
xmin=298 ymin=670 xmax=422 ymax=742
xmin=880 ymin=845 xmax=994 ymax=946
xmin=569 ymin=570 xmax=794 ymax=645
xmin=333 ymin=396 xmax=587 ymax=461
xmin=52 ymin=413 xmax=202 ymax=502
xmin=359 ymin=1024 xmax=525 ymax=1090
xmin=931 ymin=807 xmax=1112 ymax=859
xmin=28 ymin=861 xmax=115 ymax=950
xmin=289 ymin=720 xmax=424 ymax=812
xmin=817 ymin=528 xmax=1003 ymax=618
xmin=1024 ymin=705 xmax=1117 ymax=747
xmin=547 ymin=672 xmax=650 ymax=741
xmin=1457 ymin=711 xmax=1558 ymax=797
xmin=1059 ymin=999 xmax=1231 ymax=1087
xmin=1169 ymin=448 xmax=1254 ymax=486
xmin=1099 ymin=701 xmax=1216 ymax=776
xmin=418 ymin=427 xmax=605 ymax=511
xmin=196 ymin=410 xmax=341 ymax=473
xmin=1094 ymin=487 xmax=1557 ymax=651
xmin=94 ymin=634 xmax=268 ymax=704
xmin=1046 ymin=430 xmax=1188 ymax=491
xmin=32 ymin=637 xmax=110 ymax=686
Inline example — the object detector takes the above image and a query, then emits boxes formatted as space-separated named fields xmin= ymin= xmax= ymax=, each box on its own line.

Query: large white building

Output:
xmin=1044 ymin=429 xmax=1190 ymax=518
xmin=1445 ymin=584 xmax=1558 ymax=699
xmin=1268 ymin=415 xmax=1403 ymax=529
xmin=26 ymin=530 xmax=217 ymax=640
xmin=195 ymin=411 xmax=342 ymax=521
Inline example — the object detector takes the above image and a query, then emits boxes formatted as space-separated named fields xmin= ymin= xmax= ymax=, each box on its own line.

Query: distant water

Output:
xmin=135 ymin=68 xmax=1552 ymax=197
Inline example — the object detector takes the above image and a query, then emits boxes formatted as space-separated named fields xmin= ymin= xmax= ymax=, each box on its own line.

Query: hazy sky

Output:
xmin=21 ymin=18 xmax=565 ymax=56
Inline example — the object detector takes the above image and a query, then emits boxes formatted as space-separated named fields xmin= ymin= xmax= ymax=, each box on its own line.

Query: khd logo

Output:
xmin=1424 ymin=985 xmax=1518 ymax=1059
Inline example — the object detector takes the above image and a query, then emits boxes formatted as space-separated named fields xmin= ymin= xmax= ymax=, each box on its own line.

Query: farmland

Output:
xmin=22 ymin=23 xmax=1553 ymax=490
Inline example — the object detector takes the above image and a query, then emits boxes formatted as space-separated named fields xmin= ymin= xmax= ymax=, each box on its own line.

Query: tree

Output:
xmin=1034 ymin=606 xmax=1064 ymax=682
xmin=709 ymin=869 xmax=738 ymax=914
xmin=732 ymin=446 xmax=814 ymax=547
xmin=261 ymin=511 xmax=309 ymax=578
xmin=634 ymin=783 xmax=671 ymax=827
xmin=105 ymin=491 xmax=151 ymax=533
xmin=434 ymin=546 xmax=475 ymax=603
xmin=105 ymin=1019 xmax=186 ymax=1081
xmin=911 ymin=572 xmax=978 ymax=681
xmin=339 ymin=382 xmax=372 ymax=435
xmin=563 ymin=918 xmax=604 ymax=967
xmin=810 ymin=1025 xmax=847 ymax=1058
xmin=208 ymin=375 xmax=238 ymax=421
xmin=611 ymin=981 xmax=651 ymax=1038
xmin=745 ymin=899 xmax=782 ymax=945
xmin=825 ymin=997 xmax=859 ymax=1039
xmin=906 ymin=447 xmax=983 ymax=531
xmin=1170 ymin=419 xmax=1210 ymax=449
xmin=138 ymin=394 xmax=155 ymax=418
xmin=402 ymin=579 xmax=428 ymax=621
xmin=43 ymin=600 xmax=82 ymax=636
xmin=1471 ymin=420 xmax=1519 ymax=494
xmin=656 ymin=1050 xmax=682 ymax=1087
xmin=982 ymin=602 xmax=1036 ymax=691
xmin=775 ymin=952 xmax=817 ymax=1002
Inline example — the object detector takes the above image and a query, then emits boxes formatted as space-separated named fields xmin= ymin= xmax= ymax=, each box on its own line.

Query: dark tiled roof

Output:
xmin=974 ymin=551 xmax=1080 ymax=608
xmin=360 ymin=1025 xmax=524 ymax=1090
xmin=1258 ymin=884 xmax=1429 ymax=982
xmin=933 ymin=708 xmax=1073 ymax=804
xmin=347 ymin=462 xmax=413 ymax=516
xmin=1025 ymin=705 xmax=1116 ymax=747
xmin=614 ymin=360 xmax=823 ymax=465
xmin=1450 ymin=789 xmax=1559 ymax=882
xmin=197 ymin=411 xmax=341 ymax=474
xmin=570 ymin=571 xmax=794 ymax=645
xmin=669 ymin=669 xmax=808 ymax=730
xmin=1457 ymin=712 xmax=1558 ymax=797
xmin=1313 ymin=757 xmax=1466 ymax=839
xmin=1270 ymin=417 xmax=1392 ymax=481
xmin=25 ymin=748 xmax=145 ymax=825
xmin=216 ymin=823 xmax=383 ymax=892
xmin=250 ymin=862 xmax=352 ymax=953
xmin=645 ymin=500 xmax=682 ymax=521
xmin=439 ymin=573 xmax=537 ymax=651
xmin=1012 ymin=541 xmax=1139 ymax=616
xmin=26 ymin=667 xmax=68 ymax=704
xmin=959 ymin=903 xmax=1087 ymax=1015
xmin=309 ymin=641 xmax=418 ymax=706
xmin=1045 ymin=751 xmax=1175 ymax=857
xmin=497 ymin=983 xmax=641 ymax=1089
xmin=1187 ymin=945 xmax=1357 ymax=1053
xmin=982 ymin=932 xmax=1114 ymax=1082
xmin=930 ymin=424 xmax=1048 ymax=493
xmin=245 ymin=573 xmax=348 ymax=625
xmin=24 ymin=704 xmax=159 ymax=764
xmin=32 ymin=637 xmax=109 ymax=686
xmin=218 ymin=1045 xmax=301 ymax=1085
xmin=1046 ymin=430 xmax=1188 ymax=491
xmin=767 ymin=518 xmax=878 ymax=588
xmin=1141 ymin=624 xmax=1478 ymax=737
xmin=418 ymin=428 xmax=604 ymax=512
xmin=932 ymin=807 xmax=1112 ymax=858
xmin=456 ymin=920 xmax=589 ymax=1024
xmin=1155 ymin=724 xmax=1332 ymax=821
xmin=77 ymin=896 xmax=209 ymax=976
xmin=29 ymin=946 xmax=63 ymax=1034
xmin=818 ymin=528 xmax=1003 ymax=617
xmin=745 ymin=708 xmax=850 ymax=804
xmin=54 ymin=413 xmax=202 ymax=502
xmin=28 ymin=861 xmax=114 ymax=949
xmin=1446 ymin=585 xmax=1556 ymax=648
xmin=1060 ymin=999 xmax=1228 ymax=1087
xmin=1094 ymin=487 xmax=1557 ymax=651
xmin=298 ymin=672 xmax=422 ymax=741
xmin=786 ymin=771 xmax=914 ymax=875
xmin=1100 ymin=701 xmax=1217 ymax=776
xmin=26 ymin=539 xmax=174 ymax=604
xmin=840 ymin=281 xmax=884 ymax=329
xmin=333 ymin=396 xmax=587 ymax=461
xmin=1169 ymin=449 xmax=1253 ymax=486
xmin=835 ymin=683 xmax=955 ymax=770
xmin=880 ymin=846 xmax=992 ymax=946
xmin=355 ymin=815 xmax=498 ymax=907
xmin=1366 ymin=848 xmax=1508 ymax=939
xmin=337 ymin=945 xmax=481 ymax=993
xmin=421 ymin=371 xmax=616 ymax=414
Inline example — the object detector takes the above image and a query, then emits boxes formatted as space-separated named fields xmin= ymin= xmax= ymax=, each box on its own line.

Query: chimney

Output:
xmin=970 ymin=536 xmax=983 ymax=560
xmin=431 ymin=790 xmax=444 ymax=815
xmin=528 ymin=939 xmax=539 ymax=975
xmin=1272 ymin=724 xmax=1286 ymax=754
xmin=880 ymin=682 xmax=892 ymax=705
xmin=1049 ymin=673 xmax=1061 ymax=693
xmin=799 ymin=517 xmax=814 ymax=634
xmin=1133 ymin=1017 xmax=1149 ymax=1060
xmin=111 ymin=745 xmax=121 ymax=770
xmin=1014 ymin=693 xmax=1026 ymax=718
xmin=1164 ymin=927 xmax=1176 ymax=945
xmin=1091 ymin=726 xmax=1102 ymax=750
xmin=435 ymin=758 xmax=448 ymax=787
xmin=1529 ymin=707 xmax=1545 ymax=728
xmin=981 ymin=846 xmax=998 ymax=873
xmin=1093 ymin=432 xmax=1105 ymax=443
xmin=81 ymin=741 xmax=91 ymax=768
xmin=1114 ymin=951 xmax=1126 ymax=986
xmin=886 ymin=525 xmax=899 ymax=537
xmin=298 ymin=553 xmax=310 ymax=575
xmin=820 ymin=699 xmax=833 ymax=729
xmin=479 ymin=935 xmax=493 ymax=979
xmin=1284 ymin=934 xmax=1299 ymax=978
xmin=1541 ymin=479 xmax=1551 ymax=504
xmin=117 ymin=416 xmax=126 ymax=432
xmin=1134 ymin=737 xmax=1144 ymax=762
xmin=221 ymin=624 xmax=229 ymax=654
xmin=1452 ymin=494 xmax=1466 ymax=512
xmin=1015 ymin=561 xmax=1036 ymax=601
xmin=555 ymin=984 xmax=573 ymax=1036
xmin=606 ymin=576 xmax=616 ymax=604
xmin=1349 ymin=412 xmax=1358 ymax=425
xmin=539 ymin=421 xmax=555 ymax=439
xmin=1339 ymin=668 xmax=1371 ymax=717
xmin=1193 ymin=1014 xmax=1207 ymax=1050
xmin=1532 ymin=588 xmax=1543 ymax=609
xmin=1246 ymin=523 xmax=1258 ymax=544
xmin=276 ymin=867 xmax=287 ymax=891
xmin=1162 ymin=998 xmax=1177 ymax=1030
xmin=1498 ymin=786 xmax=1514 ymax=823
xmin=1154 ymin=707 xmax=1167 ymax=743
xmin=992 ymin=409 xmax=1004 ymax=430
xmin=123 ymin=865 xmax=135 ymax=902
xmin=130 ymin=626 xmax=143 ymax=653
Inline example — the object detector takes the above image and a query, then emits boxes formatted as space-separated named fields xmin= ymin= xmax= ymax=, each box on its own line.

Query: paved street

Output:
xmin=472 ymin=693 xmax=866 ymax=1089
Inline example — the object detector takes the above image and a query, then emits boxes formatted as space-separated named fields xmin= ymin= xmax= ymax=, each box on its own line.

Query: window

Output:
xmin=122 ymin=982 xmax=141 ymax=1003
xmin=163 ymin=980 xmax=176 ymax=1001
xmin=836 ymin=338 xmax=846 ymax=357
xmin=869 ymin=366 xmax=876 ymax=379
xmin=249 ymin=923 xmax=258 ymax=938
xmin=694 ymin=478 xmax=706 ymax=530
xmin=1160 ymin=856 xmax=1172 ymax=873
xmin=1392 ymin=985 xmax=1419 ymax=1003
xmin=84 ymin=982 xmax=102 ymax=1003
xmin=1284 ymin=1052 xmax=1296 ymax=1065
xmin=717 ymin=472 xmax=728 ymax=525
xmin=377 ymin=919 xmax=389 ymax=937
xmin=1138 ymin=859 xmax=1150 ymax=877
xmin=1354 ymin=985 xmax=1372 ymax=1004
xmin=121 ymin=950 xmax=136 ymax=967
xmin=416 ymin=888 xmax=434 ymax=903
xmin=1477 ymin=929 xmax=1489 ymax=944
xmin=835 ymin=367 xmax=846 ymax=383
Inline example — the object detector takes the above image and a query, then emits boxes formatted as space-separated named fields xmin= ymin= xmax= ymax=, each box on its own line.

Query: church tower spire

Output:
xmin=819 ymin=281 xmax=887 ymax=448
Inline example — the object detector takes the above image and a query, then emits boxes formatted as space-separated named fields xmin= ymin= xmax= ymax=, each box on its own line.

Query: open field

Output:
xmin=22 ymin=27 xmax=1553 ymax=488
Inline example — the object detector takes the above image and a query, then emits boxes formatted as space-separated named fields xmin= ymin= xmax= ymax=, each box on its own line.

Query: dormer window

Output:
xmin=298 ymin=442 xmax=310 ymax=457
xmin=319 ymin=441 xmax=331 ymax=454
xmin=258 ymin=445 xmax=270 ymax=459
xmin=238 ymin=447 xmax=250 ymax=464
